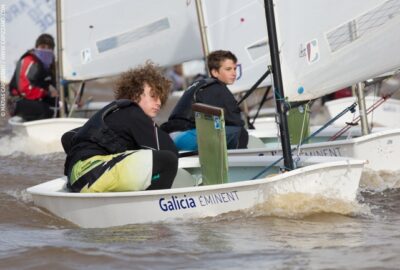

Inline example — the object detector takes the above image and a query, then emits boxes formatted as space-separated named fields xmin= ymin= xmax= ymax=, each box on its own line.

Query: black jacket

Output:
xmin=161 ymin=79 xmax=244 ymax=133
xmin=63 ymin=100 xmax=177 ymax=176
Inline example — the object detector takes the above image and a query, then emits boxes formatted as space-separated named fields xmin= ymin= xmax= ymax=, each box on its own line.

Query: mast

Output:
xmin=56 ymin=0 xmax=66 ymax=117
xmin=350 ymin=18 xmax=370 ymax=135
xmin=264 ymin=0 xmax=294 ymax=170
xmin=354 ymin=82 xmax=370 ymax=135
xmin=195 ymin=0 xmax=210 ymax=62
xmin=194 ymin=0 xmax=212 ymax=79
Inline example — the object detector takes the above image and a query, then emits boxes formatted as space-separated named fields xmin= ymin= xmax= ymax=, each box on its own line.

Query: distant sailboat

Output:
xmin=6 ymin=0 xmax=85 ymax=152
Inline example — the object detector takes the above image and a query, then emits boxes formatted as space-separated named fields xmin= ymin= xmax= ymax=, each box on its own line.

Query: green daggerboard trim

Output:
xmin=287 ymin=104 xmax=310 ymax=145
xmin=193 ymin=103 xmax=228 ymax=185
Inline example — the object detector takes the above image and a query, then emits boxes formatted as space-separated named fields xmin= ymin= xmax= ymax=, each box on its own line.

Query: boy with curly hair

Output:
xmin=62 ymin=62 xmax=178 ymax=193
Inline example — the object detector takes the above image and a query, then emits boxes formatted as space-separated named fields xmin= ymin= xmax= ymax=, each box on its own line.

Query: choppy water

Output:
xmin=1 ymin=122 xmax=400 ymax=270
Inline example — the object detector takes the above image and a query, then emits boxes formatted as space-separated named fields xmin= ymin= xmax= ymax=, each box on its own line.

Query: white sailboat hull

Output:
xmin=8 ymin=118 xmax=87 ymax=151
xmin=326 ymin=96 xmax=400 ymax=128
xmin=233 ymin=129 xmax=400 ymax=172
xmin=248 ymin=123 xmax=388 ymax=145
xmin=27 ymin=156 xmax=364 ymax=228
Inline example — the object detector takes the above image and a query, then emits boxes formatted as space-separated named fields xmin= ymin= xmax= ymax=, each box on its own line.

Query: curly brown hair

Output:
xmin=114 ymin=61 xmax=171 ymax=106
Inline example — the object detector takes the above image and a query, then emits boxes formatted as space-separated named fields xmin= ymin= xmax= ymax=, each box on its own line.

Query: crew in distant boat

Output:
xmin=8 ymin=33 xmax=59 ymax=121
xmin=61 ymin=62 xmax=178 ymax=193
xmin=161 ymin=50 xmax=248 ymax=151
xmin=165 ymin=64 xmax=186 ymax=91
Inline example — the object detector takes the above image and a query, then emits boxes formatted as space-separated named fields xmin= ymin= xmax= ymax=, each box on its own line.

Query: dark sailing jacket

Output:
xmin=160 ymin=78 xmax=245 ymax=133
xmin=63 ymin=100 xmax=178 ymax=176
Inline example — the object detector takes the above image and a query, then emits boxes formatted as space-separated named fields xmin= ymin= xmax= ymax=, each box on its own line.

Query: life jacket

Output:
xmin=8 ymin=52 xmax=27 ymax=97
xmin=160 ymin=78 xmax=217 ymax=133
xmin=8 ymin=50 xmax=53 ymax=97
xmin=67 ymin=99 xmax=134 ymax=154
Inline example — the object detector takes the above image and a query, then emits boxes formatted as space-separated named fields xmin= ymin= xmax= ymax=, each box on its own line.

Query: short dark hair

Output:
xmin=114 ymin=61 xmax=171 ymax=106
xmin=207 ymin=50 xmax=237 ymax=73
xmin=35 ymin=33 xmax=55 ymax=50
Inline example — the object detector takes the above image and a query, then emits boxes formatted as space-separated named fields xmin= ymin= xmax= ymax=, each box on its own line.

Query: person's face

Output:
xmin=137 ymin=83 xmax=161 ymax=118
xmin=211 ymin=59 xmax=237 ymax=85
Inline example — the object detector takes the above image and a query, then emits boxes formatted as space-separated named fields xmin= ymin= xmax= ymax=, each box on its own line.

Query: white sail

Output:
xmin=61 ymin=0 xmax=203 ymax=81
xmin=3 ymin=0 xmax=56 ymax=83
xmin=201 ymin=0 xmax=400 ymax=97
xmin=200 ymin=0 xmax=272 ymax=93
xmin=274 ymin=0 xmax=400 ymax=101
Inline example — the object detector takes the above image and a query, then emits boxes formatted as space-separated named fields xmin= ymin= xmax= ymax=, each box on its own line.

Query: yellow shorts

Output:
xmin=70 ymin=150 xmax=153 ymax=193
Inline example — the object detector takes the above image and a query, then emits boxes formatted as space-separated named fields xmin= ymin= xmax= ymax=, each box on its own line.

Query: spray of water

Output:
xmin=0 ymin=134 xmax=64 ymax=156
xmin=360 ymin=168 xmax=400 ymax=192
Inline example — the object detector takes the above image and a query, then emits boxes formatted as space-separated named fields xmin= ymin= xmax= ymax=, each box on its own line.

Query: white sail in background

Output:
xmin=3 ymin=0 xmax=56 ymax=83
xmin=200 ymin=0 xmax=272 ymax=93
xmin=274 ymin=0 xmax=400 ymax=101
xmin=61 ymin=0 xmax=203 ymax=81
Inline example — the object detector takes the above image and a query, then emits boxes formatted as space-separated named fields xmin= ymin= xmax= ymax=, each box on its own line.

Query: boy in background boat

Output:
xmin=8 ymin=33 xmax=59 ymax=121
xmin=61 ymin=62 xmax=178 ymax=193
xmin=161 ymin=50 xmax=248 ymax=151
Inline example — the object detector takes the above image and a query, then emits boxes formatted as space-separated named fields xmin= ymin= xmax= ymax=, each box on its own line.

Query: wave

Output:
xmin=0 ymin=134 xmax=65 ymax=156
xmin=360 ymin=168 xmax=400 ymax=192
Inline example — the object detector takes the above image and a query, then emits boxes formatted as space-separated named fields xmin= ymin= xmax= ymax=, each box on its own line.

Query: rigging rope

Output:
xmin=251 ymin=102 xmax=357 ymax=179
xmin=329 ymin=95 xmax=392 ymax=141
